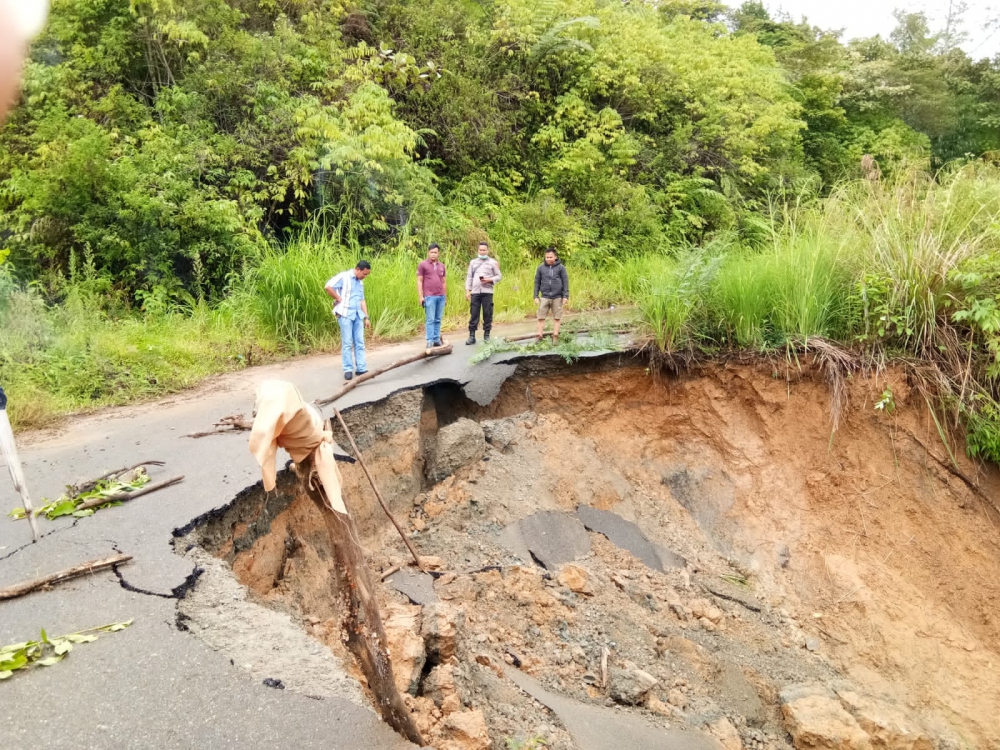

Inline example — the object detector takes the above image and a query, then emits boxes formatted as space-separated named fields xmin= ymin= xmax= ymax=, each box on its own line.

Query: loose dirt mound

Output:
xmin=184 ymin=358 xmax=1000 ymax=750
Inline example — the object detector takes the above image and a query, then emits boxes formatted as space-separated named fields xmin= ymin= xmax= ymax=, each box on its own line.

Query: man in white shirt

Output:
xmin=325 ymin=260 xmax=372 ymax=380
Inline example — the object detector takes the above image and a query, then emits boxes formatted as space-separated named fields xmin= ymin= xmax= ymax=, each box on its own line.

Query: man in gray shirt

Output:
xmin=465 ymin=241 xmax=502 ymax=345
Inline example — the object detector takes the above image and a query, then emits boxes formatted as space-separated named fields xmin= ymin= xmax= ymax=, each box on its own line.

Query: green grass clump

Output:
xmin=0 ymin=290 xmax=265 ymax=430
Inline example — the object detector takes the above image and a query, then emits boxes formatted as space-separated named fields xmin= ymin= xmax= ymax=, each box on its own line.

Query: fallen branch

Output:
xmin=185 ymin=415 xmax=253 ymax=439
xmin=317 ymin=344 xmax=453 ymax=407
xmin=74 ymin=476 xmax=184 ymax=513
xmin=71 ymin=460 xmax=165 ymax=495
xmin=503 ymin=328 xmax=634 ymax=344
xmin=333 ymin=408 xmax=425 ymax=573
xmin=505 ymin=329 xmax=592 ymax=343
xmin=0 ymin=553 xmax=132 ymax=601
xmin=295 ymin=455 xmax=424 ymax=744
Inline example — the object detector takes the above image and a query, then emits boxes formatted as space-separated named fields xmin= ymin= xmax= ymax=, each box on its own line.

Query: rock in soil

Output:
xmin=781 ymin=688 xmax=872 ymax=750
xmin=556 ymin=563 xmax=593 ymax=595
xmin=609 ymin=666 xmax=659 ymax=706
xmin=427 ymin=418 xmax=486 ymax=481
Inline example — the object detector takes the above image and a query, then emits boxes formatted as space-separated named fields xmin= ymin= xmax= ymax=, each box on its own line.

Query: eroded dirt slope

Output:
xmin=187 ymin=359 xmax=1000 ymax=750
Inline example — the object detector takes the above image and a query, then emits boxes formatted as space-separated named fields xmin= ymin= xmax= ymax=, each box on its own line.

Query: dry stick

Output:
xmin=72 ymin=460 xmax=166 ymax=494
xmin=293 ymin=456 xmax=424 ymax=745
xmin=0 ymin=553 xmax=132 ymax=601
xmin=184 ymin=415 xmax=253 ymax=439
xmin=316 ymin=344 xmax=453 ymax=407
xmin=379 ymin=563 xmax=404 ymax=581
xmin=185 ymin=426 xmax=247 ymax=439
xmin=74 ymin=475 xmax=184 ymax=513
xmin=333 ymin=408 xmax=426 ymax=573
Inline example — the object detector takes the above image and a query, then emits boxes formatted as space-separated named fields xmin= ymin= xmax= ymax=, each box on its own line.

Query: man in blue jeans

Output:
xmin=417 ymin=242 xmax=447 ymax=349
xmin=325 ymin=260 xmax=372 ymax=380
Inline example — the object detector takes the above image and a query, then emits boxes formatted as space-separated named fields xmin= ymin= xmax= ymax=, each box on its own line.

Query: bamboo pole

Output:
xmin=293 ymin=456 xmax=424 ymax=745
xmin=0 ymin=554 xmax=132 ymax=601
xmin=332 ymin=408 xmax=425 ymax=572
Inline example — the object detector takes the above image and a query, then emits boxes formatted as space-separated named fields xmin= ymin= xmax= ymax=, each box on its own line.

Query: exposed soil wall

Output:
xmin=188 ymin=357 xmax=1000 ymax=750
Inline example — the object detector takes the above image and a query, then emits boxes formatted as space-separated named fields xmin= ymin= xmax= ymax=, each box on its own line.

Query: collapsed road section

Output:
xmin=177 ymin=354 xmax=1000 ymax=750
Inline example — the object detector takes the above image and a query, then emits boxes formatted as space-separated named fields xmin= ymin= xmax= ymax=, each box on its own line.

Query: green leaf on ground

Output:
xmin=0 ymin=621 xmax=132 ymax=679
xmin=7 ymin=470 xmax=151 ymax=522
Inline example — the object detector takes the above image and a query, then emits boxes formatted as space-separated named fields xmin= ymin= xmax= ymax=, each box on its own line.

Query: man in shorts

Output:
xmin=533 ymin=247 xmax=569 ymax=342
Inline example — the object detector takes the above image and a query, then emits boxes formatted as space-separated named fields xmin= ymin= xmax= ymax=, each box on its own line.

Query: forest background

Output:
xmin=4 ymin=0 xmax=1000 ymax=462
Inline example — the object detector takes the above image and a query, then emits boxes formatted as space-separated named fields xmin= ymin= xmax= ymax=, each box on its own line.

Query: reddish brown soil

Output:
xmin=204 ymin=360 xmax=1000 ymax=749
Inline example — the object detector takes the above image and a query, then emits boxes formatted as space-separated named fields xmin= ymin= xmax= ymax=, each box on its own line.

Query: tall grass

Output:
xmin=0 ymin=285 xmax=262 ymax=429
xmin=637 ymin=164 xmax=1000 ymax=358
xmin=227 ymin=239 xmax=629 ymax=348
xmin=8 ymin=163 xmax=1000 ymax=457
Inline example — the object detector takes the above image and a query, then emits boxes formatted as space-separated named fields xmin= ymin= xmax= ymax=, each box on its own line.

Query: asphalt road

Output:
xmin=0 ymin=317 xmax=635 ymax=750
xmin=0 ymin=327 xmax=548 ymax=750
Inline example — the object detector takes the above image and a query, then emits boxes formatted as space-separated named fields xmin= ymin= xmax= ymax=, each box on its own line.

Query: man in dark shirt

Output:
xmin=533 ymin=247 xmax=569 ymax=342
xmin=417 ymin=243 xmax=447 ymax=348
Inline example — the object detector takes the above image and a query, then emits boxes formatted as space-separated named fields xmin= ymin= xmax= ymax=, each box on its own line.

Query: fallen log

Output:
xmin=0 ymin=553 xmax=132 ymax=601
xmin=333 ymin=408 xmax=425 ymax=572
xmin=74 ymin=475 xmax=184 ymax=513
xmin=294 ymin=456 xmax=423 ymax=743
xmin=317 ymin=344 xmax=453 ymax=407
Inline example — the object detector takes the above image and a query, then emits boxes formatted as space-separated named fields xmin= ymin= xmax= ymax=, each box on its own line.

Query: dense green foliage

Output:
xmin=5 ymin=0 xmax=999 ymax=296
xmin=4 ymin=0 xmax=1000 ymax=461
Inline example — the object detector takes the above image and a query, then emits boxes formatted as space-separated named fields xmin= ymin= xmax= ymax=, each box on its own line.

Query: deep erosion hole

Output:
xmin=180 ymin=356 xmax=1000 ymax=750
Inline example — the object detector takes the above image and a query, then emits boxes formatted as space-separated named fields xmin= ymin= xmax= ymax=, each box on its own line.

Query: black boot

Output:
xmin=484 ymin=333 xmax=491 ymax=343
xmin=465 ymin=334 xmax=476 ymax=345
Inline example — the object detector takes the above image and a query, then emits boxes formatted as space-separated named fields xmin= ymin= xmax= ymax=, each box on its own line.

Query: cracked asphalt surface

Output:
xmin=1 ymin=327 xmax=625 ymax=750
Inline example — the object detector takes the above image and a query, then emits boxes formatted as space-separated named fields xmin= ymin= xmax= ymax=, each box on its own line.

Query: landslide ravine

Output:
xmin=179 ymin=356 xmax=1000 ymax=750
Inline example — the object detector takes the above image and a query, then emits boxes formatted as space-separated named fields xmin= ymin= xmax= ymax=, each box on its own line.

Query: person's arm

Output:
xmin=417 ymin=265 xmax=424 ymax=305
xmin=533 ymin=266 xmax=541 ymax=302
xmin=465 ymin=261 xmax=474 ymax=300
xmin=325 ymin=276 xmax=342 ymax=304
xmin=361 ymin=299 xmax=371 ymax=328
xmin=491 ymin=261 xmax=502 ymax=283
xmin=561 ymin=265 xmax=569 ymax=300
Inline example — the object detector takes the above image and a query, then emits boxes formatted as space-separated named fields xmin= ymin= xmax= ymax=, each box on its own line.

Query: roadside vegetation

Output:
xmin=3 ymin=0 xmax=1000 ymax=460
